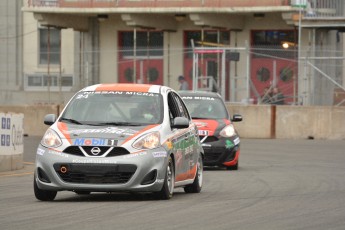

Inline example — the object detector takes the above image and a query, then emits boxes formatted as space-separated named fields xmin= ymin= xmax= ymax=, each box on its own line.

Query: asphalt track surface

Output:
xmin=1 ymin=136 xmax=345 ymax=230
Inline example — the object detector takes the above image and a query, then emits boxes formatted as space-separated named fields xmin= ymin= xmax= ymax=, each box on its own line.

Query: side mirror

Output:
xmin=231 ymin=114 xmax=242 ymax=122
xmin=172 ymin=117 xmax=189 ymax=129
xmin=44 ymin=114 xmax=57 ymax=125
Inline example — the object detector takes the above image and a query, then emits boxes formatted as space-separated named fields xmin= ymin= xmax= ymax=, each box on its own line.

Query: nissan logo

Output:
xmin=90 ymin=147 xmax=101 ymax=156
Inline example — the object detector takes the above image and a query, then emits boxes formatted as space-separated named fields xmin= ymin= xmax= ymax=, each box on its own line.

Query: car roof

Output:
xmin=80 ymin=83 xmax=169 ymax=94
xmin=178 ymin=90 xmax=221 ymax=98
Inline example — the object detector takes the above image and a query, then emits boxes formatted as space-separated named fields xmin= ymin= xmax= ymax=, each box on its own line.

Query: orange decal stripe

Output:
xmin=57 ymin=122 xmax=72 ymax=144
xmin=95 ymin=84 xmax=152 ymax=92
xmin=122 ymin=124 xmax=159 ymax=145
xmin=223 ymin=149 xmax=240 ymax=167
xmin=175 ymin=164 xmax=197 ymax=182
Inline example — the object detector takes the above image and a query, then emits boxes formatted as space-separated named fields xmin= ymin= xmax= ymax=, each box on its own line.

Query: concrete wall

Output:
xmin=227 ymin=104 xmax=345 ymax=140
xmin=1 ymin=105 xmax=344 ymax=140
xmin=0 ymin=105 xmax=61 ymax=137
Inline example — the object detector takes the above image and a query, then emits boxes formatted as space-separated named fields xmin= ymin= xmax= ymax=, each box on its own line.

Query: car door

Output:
xmin=170 ymin=92 xmax=198 ymax=181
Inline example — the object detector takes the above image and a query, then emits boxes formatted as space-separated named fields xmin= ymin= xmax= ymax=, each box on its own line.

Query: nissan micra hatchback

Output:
xmin=180 ymin=91 xmax=242 ymax=170
xmin=34 ymin=84 xmax=203 ymax=201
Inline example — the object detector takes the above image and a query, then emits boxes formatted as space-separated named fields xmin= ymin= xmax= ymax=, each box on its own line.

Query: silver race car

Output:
xmin=34 ymin=84 xmax=203 ymax=200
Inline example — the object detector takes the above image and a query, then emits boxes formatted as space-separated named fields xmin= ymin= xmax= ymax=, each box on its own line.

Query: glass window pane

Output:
xmin=39 ymin=28 xmax=61 ymax=64
xmin=61 ymin=76 xmax=73 ymax=86
xmin=28 ymin=76 xmax=42 ymax=86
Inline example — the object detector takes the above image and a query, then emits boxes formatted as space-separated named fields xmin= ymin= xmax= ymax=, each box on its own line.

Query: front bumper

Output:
xmin=200 ymin=136 xmax=240 ymax=167
xmin=35 ymin=145 xmax=168 ymax=192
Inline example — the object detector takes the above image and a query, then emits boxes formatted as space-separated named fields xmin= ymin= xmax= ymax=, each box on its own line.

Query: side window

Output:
xmin=174 ymin=93 xmax=191 ymax=120
xmin=168 ymin=92 xmax=180 ymax=125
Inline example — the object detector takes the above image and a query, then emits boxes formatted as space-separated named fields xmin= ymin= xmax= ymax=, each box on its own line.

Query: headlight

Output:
xmin=219 ymin=124 xmax=236 ymax=137
xmin=41 ymin=129 xmax=62 ymax=148
xmin=132 ymin=132 xmax=160 ymax=150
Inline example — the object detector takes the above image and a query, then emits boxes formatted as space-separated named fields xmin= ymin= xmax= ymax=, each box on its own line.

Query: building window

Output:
xmin=39 ymin=28 xmax=61 ymax=65
xmin=251 ymin=30 xmax=296 ymax=59
xmin=119 ymin=31 xmax=163 ymax=58
xmin=25 ymin=74 xmax=73 ymax=91
xmin=184 ymin=30 xmax=230 ymax=58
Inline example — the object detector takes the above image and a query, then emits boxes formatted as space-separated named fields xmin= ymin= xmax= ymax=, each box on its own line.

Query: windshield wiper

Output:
xmin=60 ymin=117 xmax=83 ymax=125
xmin=96 ymin=122 xmax=142 ymax=126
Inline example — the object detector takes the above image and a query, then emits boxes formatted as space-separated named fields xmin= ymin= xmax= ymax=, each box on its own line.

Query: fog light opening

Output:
xmin=38 ymin=167 xmax=51 ymax=183
xmin=141 ymin=169 xmax=157 ymax=185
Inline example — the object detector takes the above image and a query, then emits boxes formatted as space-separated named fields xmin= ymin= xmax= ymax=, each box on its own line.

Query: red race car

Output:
xmin=180 ymin=91 xmax=242 ymax=170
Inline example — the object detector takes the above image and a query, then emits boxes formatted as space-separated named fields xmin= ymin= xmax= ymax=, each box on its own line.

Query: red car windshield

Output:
xmin=182 ymin=96 xmax=228 ymax=119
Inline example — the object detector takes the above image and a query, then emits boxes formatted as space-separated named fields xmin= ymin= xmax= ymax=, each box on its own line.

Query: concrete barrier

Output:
xmin=0 ymin=112 xmax=24 ymax=172
xmin=276 ymin=106 xmax=345 ymax=139
xmin=226 ymin=104 xmax=345 ymax=140
xmin=0 ymin=105 xmax=61 ymax=137
xmin=1 ymin=104 xmax=345 ymax=141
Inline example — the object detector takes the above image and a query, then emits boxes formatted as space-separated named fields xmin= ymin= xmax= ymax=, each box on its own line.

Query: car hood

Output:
xmin=192 ymin=119 xmax=230 ymax=136
xmin=54 ymin=122 xmax=160 ymax=147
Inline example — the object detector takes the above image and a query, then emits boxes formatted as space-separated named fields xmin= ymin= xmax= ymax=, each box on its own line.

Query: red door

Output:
xmin=118 ymin=59 xmax=163 ymax=85
xmin=251 ymin=58 xmax=297 ymax=104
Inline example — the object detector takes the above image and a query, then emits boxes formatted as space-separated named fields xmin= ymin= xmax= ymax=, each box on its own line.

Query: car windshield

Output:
xmin=181 ymin=96 xmax=228 ymax=119
xmin=60 ymin=91 xmax=163 ymax=126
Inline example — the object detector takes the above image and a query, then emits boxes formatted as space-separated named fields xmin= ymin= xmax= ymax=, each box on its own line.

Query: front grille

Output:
xmin=203 ymin=146 xmax=237 ymax=165
xmin=63 ymin=146 xmax=130 ymax=157
xmin=203 ymin=146 xmax=224 ymax=162
xmin=54 ymin=163 xmax=136 ymax=184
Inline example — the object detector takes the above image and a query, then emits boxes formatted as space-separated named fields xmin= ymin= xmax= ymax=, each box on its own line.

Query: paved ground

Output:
xmin=0 ymin=136 xmax=345 ymax=230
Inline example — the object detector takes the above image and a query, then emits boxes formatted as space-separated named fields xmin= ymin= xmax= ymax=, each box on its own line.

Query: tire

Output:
xmin=184 ymin=153 xmax=203 ymax=193
xmin=34 ymin=175 xmax=57 ymax=201
xmin=155 ymin=155 xmax=175 ymax=200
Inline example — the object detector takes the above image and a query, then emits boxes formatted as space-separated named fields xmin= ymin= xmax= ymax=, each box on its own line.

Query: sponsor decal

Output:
xmin=225 ymin=140 xmax=234 ymax=149
xmin=6 ymin=118 xmax=10 ymax=129
xmin=37 ymin=148 xmax=45 ymax=156
xmin=182 ymin=96 xmax=215 ymax=101
xmin=125 ymin=92 xmax=157 ymax=96
xmin=74 ymin=138 xmax=107 ymax=146
xmin=75 ymin=91 xmax=158 ymax=100
xmin=156 ymin=179 xmax=164 ymax=183
xmin=152 ymin=151 xmax=167 ymax=158
xmin=1 ymin=135 xmax=5 ymax=146
xmin=194 ymin=122 xmax=207 ymax=128
xmin=175 ymin=150 xmax=183 ymax=168
xmin=6 ymin=135 xmax=10 ymax=146
xmin=0 ymin=135 xmax=10 ymax=146
xmin=233 ymin=137 xmax=240 ymax=145
xmin=48 ymin=150 xmax=69 ymax=158
xmin=72 ymin=159 xmax=115 ymax=164
xmin=122 ymin=151 xmax=147 ymax=159
xmin=1 ymin=118 xmax=6 ymax=129
xmin=67 ymin=127 xmax=137 ymax=136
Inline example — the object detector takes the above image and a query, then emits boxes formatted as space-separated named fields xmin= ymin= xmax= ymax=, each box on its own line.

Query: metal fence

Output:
xmin=303 ymin=0 xmax=345 ymax=18
xmin=28 ymin=0 xmax=290 ymax=8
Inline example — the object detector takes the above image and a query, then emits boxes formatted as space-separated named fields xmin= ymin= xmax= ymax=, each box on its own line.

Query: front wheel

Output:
xmin=34 ymin=175 xmax=57 ymax=201
xmin=184 ymin=153 xmax=203 ymax=193
xmin=155 ymin=155 xmax=175 ymax=200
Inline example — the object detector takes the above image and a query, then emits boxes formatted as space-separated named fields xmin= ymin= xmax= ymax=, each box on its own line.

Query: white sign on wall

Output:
xmin=0 ymin=113 xmax=24 ymax=155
